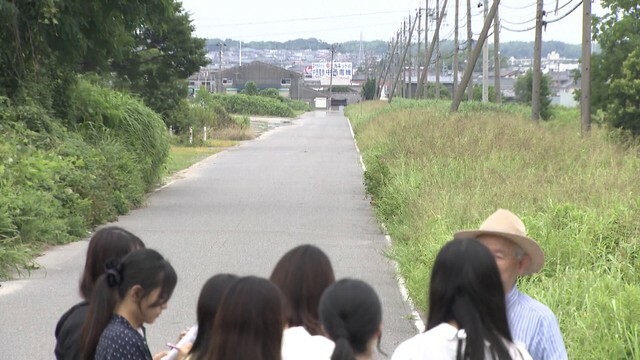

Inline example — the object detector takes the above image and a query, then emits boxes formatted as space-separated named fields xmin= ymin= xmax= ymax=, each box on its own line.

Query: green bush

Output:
xmin=0 ymin=81 xmax=169 ymax=277
xmin=258 ymin=88 xmax=282 ymax=100
xmin=212 ymin=93 xmax=295 ymax=117
xmin=284 ymin=98 xmax=310 ymax=112
xmin=68 ymin=79 xmax=170 ymax=188
xmin=346 ymin=99 xmax=640 ymax=359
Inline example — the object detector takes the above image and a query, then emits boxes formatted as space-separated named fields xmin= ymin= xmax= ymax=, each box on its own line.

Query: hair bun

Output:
xmin=104 ymin=258 xmax=123 ymax=287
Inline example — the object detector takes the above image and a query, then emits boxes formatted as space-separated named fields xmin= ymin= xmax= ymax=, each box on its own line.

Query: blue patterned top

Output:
xmin=95 ymin=314 xmax=152 ymax=360
xmin=507 ymin=287 xmax=568 ymax=360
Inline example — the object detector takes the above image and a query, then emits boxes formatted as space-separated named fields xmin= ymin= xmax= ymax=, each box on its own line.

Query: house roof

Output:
xmin=221 ymin=61 xmax=302 ymax=78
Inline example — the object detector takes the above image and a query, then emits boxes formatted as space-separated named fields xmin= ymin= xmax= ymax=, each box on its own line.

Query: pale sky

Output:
xmin=180 ymin=0 xmax=605 ymax=45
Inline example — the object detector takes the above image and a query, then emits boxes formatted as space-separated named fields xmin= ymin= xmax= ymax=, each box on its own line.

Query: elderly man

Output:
xmin=455 ymin=209 xmax=568 ymax=360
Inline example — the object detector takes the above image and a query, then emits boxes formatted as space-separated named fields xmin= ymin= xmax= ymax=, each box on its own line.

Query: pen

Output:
xmin=166 ymin=342 xmax=180 ymax=350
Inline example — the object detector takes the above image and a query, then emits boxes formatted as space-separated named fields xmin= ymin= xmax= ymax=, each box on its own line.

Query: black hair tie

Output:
xmin=104 ymin=258 xmax=123 ymax=287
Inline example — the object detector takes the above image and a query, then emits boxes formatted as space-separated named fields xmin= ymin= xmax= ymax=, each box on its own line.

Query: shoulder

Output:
xmin=512 ymin=291 xmax=559 ymax=322
xmin=96 ymin=318 xmax=149 ymax=360
xmin=55 ymin=301 xmax=89 ymax=337
xmin=392 ymin=324 xmax=459 ymax=360
xmin=282 ymin=326 xmax=334 ymax=360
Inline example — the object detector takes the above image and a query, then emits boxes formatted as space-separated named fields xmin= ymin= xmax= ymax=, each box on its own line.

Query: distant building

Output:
xmin=218 ymin=61 xmax=304 ymax=99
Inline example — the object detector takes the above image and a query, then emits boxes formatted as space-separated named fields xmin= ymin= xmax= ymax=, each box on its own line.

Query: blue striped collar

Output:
xmin=506 ymin=286 xmax=520 ymax=307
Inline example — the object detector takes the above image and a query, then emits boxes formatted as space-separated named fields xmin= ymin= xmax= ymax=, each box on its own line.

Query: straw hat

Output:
xmin=454 ymin=209 xmax=544 ymax=275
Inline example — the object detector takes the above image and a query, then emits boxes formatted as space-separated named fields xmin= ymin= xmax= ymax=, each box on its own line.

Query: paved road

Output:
xmin=0 ymin=110 xmax=418 ymax=359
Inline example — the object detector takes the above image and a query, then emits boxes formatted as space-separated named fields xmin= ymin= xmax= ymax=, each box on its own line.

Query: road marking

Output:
xmin=345 ymin=115 xmax=425 ymax=334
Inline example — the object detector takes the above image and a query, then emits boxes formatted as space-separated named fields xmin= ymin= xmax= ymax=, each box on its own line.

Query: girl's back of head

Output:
xmin=80 ymin=226 xmax=145 ymax=299
xmin=205 ymin=276 xmax=286 ymax=360
xmin=319 ymin=278 xmax=382 ymax=360
xmin=80 ymin=248 xmax=177 ymax=359
xmin=270 ymin=244 xmax=335 ymax=335
xmin=428 ymin=238 xmax=512 ymax=360
xmin=190 ymin=274 xmax=239 ymax=357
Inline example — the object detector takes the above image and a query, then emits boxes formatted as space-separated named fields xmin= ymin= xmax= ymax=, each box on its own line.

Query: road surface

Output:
xmin=0 ymin=110 xmax=418 ymax=359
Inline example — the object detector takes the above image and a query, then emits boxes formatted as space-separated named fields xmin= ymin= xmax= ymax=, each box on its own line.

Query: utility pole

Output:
xmin=379 ymin=32 xmax=400 ymax=99
xmin=402 ymin=18 xmax=407 ymax=97
xmin=581 ymin=0 xmax=591 ymax=134
xmin=451 ymin=0 xmax=501 ymax=112
xmin=453 ymin=0 xmax=459 ymax=97
xmin=328 ymin=43 xmax=336 ymax=111
xmin=389 ymin=11 xmax=418 ymax=103
xmin=466 ymin=0 xmax=473 ymax=101
xmin=422 ymin=0 xmax=430 ymax=98
xmin=532 ymin=0 xmax=543 ymax=122
xmin=416 ymin=0 xmax=448 ymax=99
xmin=417 ymin=8 xmax=422 ymax=71
xmin=494 ymin=6 xmax=501 ymax=103
xmin=376 ymin=41 xmax=391 ymax=99
xmin=435 ymin=0 xmax=441 ymax=99
xmin=408 ymin=13 xmax=413 ymax=99
xmin=217 ymin=42 xmax=226 ymax=93
xmin=482 ymin=0 xmax=489 ymax=102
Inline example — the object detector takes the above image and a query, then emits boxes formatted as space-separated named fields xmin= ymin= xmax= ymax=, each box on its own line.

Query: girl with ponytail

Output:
xmin=391 ymin=238 xmax=532 ymax=360
xmin=319 ymin=279 xmax=384 ymax=360
xmin=80 ymin=248 xmax=179 ymax=360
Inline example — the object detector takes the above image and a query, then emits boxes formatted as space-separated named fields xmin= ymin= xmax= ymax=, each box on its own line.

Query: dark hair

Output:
xmin=427 ymin=238 xmax=513 ymax=360
xmin=319 ymin=278 xmax=382 ymax=360
xmin=270 ymin=244 xmax=335 ymax=335
xmin=203 ymin=276 xmax=285 ymax=360
xmin=79 ymin=226 xmax=145 ymax=299
xmin=80 ymin=248 xmax=177 ymax=360
xmin=190 ymin=274 xmax=239 ymax=358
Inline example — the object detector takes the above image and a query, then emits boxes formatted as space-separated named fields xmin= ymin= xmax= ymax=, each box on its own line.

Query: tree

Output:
xmin=110 ymin=1 xmax=208 ymax=119
xmin=606 ymin=48 xmax=640 ymax=135
xmin=362 ymin=78 xmax=377 ymax=100
xmin=473 ymin=85 xmax=496 ymax=102
xmin=243 ymin=81 xmax=258 ymax=96
xmin=592 ymin=1 xmax=640 ymax=114
xmin=514 ymin=70 xmax=552 ymax=120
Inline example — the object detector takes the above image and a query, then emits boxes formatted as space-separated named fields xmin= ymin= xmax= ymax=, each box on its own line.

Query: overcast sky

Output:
xmin=180 ymin=0 xmax=605 ymax=45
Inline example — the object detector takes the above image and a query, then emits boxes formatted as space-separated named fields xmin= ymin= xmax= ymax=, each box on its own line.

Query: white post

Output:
xmin=169 ymin=125 xmax=173 ymax=136
xmin=203 ymin=126 xmax=207 ymax=142
xmin=189 ymin=127 xmax=193 ymax=145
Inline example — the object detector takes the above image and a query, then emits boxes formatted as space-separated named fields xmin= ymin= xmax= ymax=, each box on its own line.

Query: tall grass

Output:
xmin=346 ymin=100 xmax=640 ymax=359
xmin=69 ymin=79 xmax=170 ymax=188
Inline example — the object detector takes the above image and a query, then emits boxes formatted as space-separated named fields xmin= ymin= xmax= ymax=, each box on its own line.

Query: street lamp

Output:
xmin=217 ymin=42 xmax=226 ymax=93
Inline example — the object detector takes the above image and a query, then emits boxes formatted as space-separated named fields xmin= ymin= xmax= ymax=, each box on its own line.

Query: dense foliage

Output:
xmin=514 ymin=70 xmax=552 ymax=120
xmin=592 ymin=0 xmax=640 ymax=134
xmin=211 ymin=94 xmax=295 ymax=117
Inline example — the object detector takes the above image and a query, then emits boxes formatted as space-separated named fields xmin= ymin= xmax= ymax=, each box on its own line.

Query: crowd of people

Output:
xmin=54 ymin=209 xmax=567 ymax=360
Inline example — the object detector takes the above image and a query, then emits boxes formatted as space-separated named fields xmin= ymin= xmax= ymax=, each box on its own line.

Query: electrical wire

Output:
xmin=198 ymin=10 xmax=410 ymax=28
xmin=545 ymin=0 xmax=583 ymax=24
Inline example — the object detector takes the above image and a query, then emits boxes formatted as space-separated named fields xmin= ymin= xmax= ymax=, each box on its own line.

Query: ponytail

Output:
xmin=80 ymin=260 xmax=122 ymax=359
xmin=331 ymin=337 xmax=356 ymax=360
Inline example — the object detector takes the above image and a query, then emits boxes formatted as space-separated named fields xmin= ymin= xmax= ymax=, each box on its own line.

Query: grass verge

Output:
xmin=346 ymin=99 xmax=640 ymax=359
xmin=167 ymin=140 xmax=237 ymax=174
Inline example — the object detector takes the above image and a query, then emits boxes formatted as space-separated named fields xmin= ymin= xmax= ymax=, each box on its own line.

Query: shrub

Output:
xmin=68 ymin=79 xmax=170 ymax=189
xmin=258 ymin=88 xmax=282 ymax=100
xmin=211 ymin=93 xmax=295 ymax=117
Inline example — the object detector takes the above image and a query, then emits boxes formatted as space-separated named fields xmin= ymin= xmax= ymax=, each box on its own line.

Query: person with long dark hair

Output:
xmin=80 ymin=248 xmax=178 ymax=360
xmin=185 ymin=274 xmax=238 ymax=360
xmin=200 ymin=276 xmax=286 ymax=360
xmin=55 ymin=226 xmax=145 ymax=360
xmin=391 ymin=238 xmax=532 ymax=360
xmin=270 ymin=244 xmax=336 ymax=360
xmin=319 ymin=278 xmax=384 ymax=360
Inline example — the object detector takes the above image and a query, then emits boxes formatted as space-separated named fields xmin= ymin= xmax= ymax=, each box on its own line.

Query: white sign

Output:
xmin=307 ymin=62 xmax=353 ymax=80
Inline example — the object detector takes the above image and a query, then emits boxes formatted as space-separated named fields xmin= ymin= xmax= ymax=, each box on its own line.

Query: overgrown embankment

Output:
xmin=346 ymin=100 xmax=640 ymax=359
xmin=0 ymin=79 xmax=169 ymax=277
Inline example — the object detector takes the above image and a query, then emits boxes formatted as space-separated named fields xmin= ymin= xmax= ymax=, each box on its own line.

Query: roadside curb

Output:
xmin=345 ymin=116 xmax=425 ymax=334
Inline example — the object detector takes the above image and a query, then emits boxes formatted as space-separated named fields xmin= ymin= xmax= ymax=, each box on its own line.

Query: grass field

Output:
xmin=167 ymin=140 xmax=237 ymax=174
xmin=346 ymin=99 xmax=640 ymax=359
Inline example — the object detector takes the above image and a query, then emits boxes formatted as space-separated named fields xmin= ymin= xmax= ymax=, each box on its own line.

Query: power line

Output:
xmin=500 ymin=16 xmax=536 ymax=25
xmin=545 ymin=0 xmax=582 ymax=24
xmin=501 ymin=24 xmax=537 ymax=32
xmin=198 ymin=10 xmax=410 ymax=28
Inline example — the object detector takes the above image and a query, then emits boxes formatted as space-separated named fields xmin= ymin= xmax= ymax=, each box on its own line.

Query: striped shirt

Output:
xmin=506 ymin=287 xmax=568 ymax=360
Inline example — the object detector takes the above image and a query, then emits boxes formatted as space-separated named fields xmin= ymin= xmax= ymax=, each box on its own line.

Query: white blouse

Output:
xmin=281 ymin=326 xmax=335 ymax=360
xmin=391 ymin=323 xmax=533 ymax=360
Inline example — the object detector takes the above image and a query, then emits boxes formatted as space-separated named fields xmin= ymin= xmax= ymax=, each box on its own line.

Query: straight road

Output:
xmin=0 ymin=110 xmax=418 ymax=359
